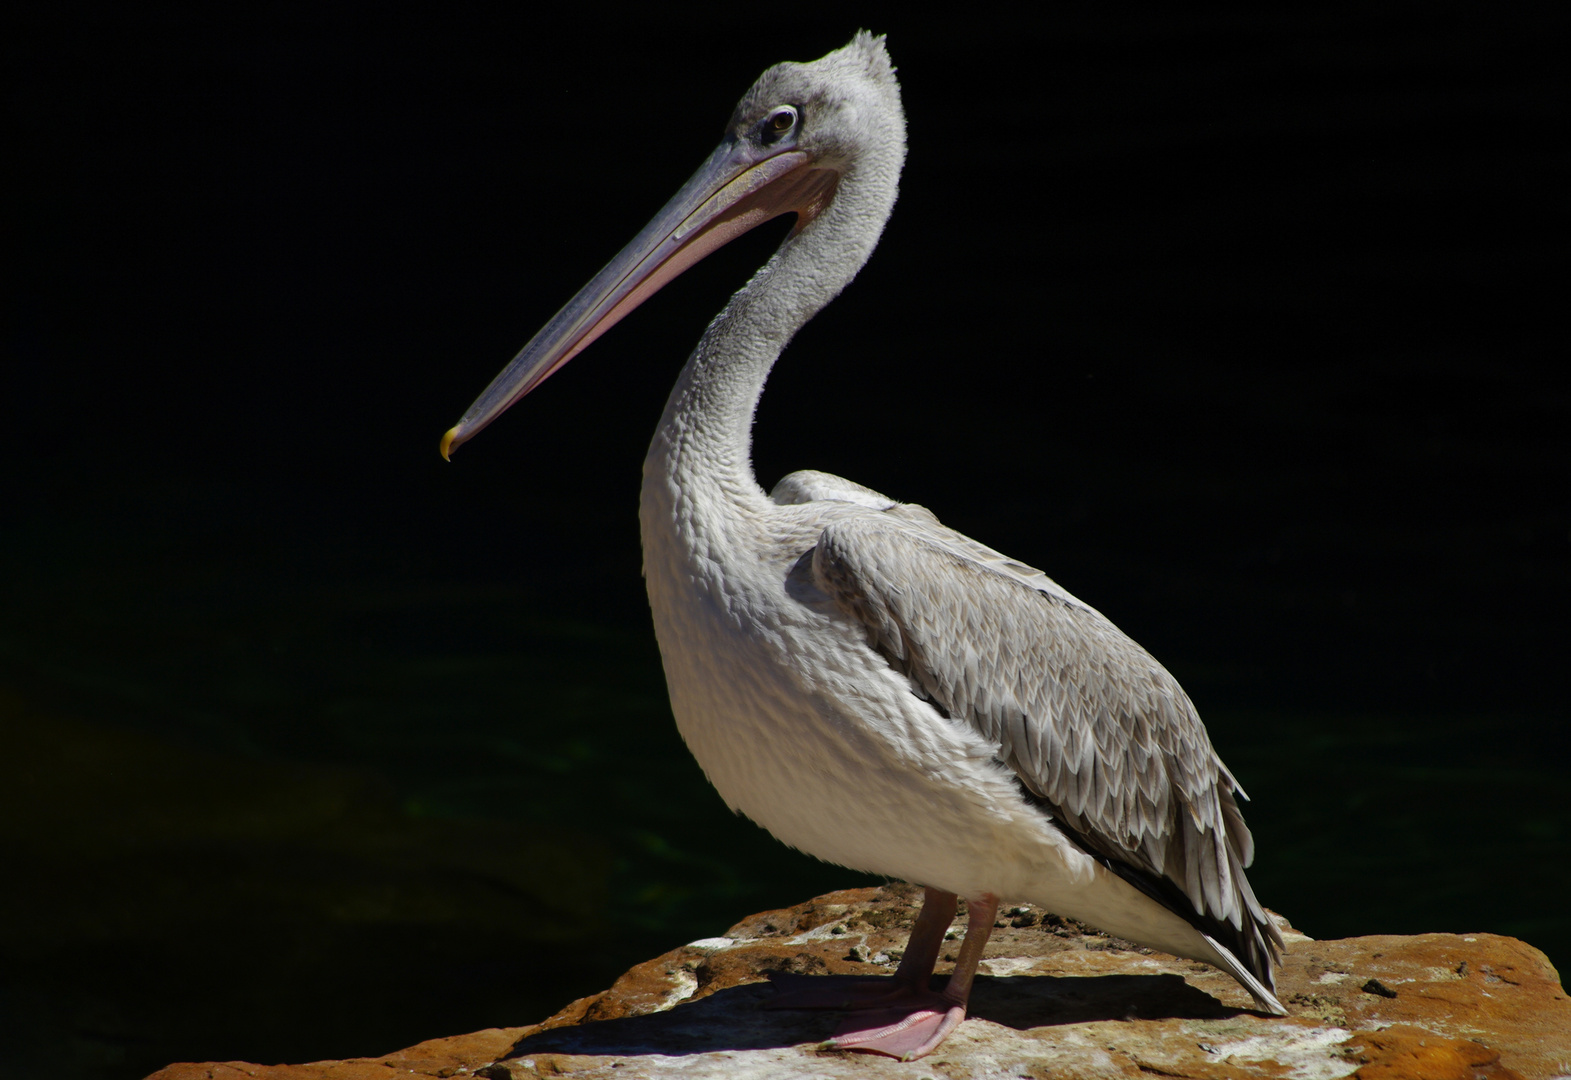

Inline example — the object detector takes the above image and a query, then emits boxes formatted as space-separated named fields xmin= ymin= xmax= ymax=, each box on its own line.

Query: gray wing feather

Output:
xmin=807 ymin=503 xmax=1282 ymax=979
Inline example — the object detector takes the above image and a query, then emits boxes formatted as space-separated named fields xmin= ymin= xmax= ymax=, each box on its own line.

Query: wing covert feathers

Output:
xmin=808 ymin=504 xmax=1284 ymax=1005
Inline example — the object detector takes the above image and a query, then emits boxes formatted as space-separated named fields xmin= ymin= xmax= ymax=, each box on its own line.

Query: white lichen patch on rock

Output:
xmin=979 ymin=956 xmax=1040 ymax=977
xmin=785 ymin=919 xmax=861 ymax=945
xmin=683 ymin=937 xmax=735 ymax=951
xmin=1206 ymin=1025 xmax=1358 ymax=1080
xmin=656 ymin=968 xmax=699 ymax=1010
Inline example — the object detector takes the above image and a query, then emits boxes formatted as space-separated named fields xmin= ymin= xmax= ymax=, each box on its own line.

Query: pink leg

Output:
xmin=891 ymin=887 xmax=957 ymax=985
xmin=766 ymin=887 xmax=957 ymax=1010
xmin=829 ymin=892 xmax=998 ymax=1061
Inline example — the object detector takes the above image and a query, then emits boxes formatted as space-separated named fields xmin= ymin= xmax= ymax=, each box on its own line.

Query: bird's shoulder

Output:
xmin=770 ymin=469 xmax=899 ymax=510
xmin=771 ymin=469 xmax=1088 ymax=603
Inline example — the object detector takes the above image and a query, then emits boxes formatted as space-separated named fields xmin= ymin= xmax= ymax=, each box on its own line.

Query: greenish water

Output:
xmin=1 ymin=487 xmax=1565 ymax=1080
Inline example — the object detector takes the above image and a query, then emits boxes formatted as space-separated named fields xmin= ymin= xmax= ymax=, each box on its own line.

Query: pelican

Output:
xmin=441 ymin=33 xmax=1285 ymax=1060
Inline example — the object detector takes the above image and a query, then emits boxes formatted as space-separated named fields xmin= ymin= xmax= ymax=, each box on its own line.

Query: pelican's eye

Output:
xmin=761 ymin=106 xmax=798 ymax=143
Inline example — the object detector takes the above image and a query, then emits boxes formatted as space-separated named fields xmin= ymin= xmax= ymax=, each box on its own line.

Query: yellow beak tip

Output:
xmin=440 ymin=427 xmax=460 ymax=461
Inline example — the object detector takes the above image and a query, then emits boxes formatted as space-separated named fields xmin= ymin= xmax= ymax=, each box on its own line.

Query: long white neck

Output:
xmin=643 ymin=135 xmax=904 ymax=509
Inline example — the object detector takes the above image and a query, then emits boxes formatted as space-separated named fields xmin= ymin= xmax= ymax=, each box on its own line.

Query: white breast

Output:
xmin=638 ymin=466 xmax=1089 ymax=901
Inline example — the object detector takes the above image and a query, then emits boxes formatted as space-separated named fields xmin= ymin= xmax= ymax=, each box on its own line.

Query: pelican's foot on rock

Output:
xmin=764 ymin=972 xmax=920 ymax=1011
xmin=828 ymin=995 xmax=967 ymax=1061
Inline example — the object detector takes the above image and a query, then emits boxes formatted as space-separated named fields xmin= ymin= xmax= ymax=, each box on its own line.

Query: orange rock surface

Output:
xmin=148 ymin=885 xmax=1571 ymax=1080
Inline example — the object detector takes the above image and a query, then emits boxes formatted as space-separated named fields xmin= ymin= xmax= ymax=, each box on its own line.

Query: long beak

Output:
xmin=441 ymin=139 xmax=837 ymax=459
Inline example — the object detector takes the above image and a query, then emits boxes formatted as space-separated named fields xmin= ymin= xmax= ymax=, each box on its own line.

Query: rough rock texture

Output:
xmin=148 ymin=885 xmax=1571 ymax=1080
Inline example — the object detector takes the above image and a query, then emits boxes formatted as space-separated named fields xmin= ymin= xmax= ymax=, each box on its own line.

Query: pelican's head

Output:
xmin=440 ymin=32 xmax=903 ymax=459
xmin=726 ymin=32 xmax=905 ymax=184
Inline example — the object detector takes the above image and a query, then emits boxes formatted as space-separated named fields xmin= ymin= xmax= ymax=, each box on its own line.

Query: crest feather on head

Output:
xmin=845 ymin=30 xmax=896 ymax=81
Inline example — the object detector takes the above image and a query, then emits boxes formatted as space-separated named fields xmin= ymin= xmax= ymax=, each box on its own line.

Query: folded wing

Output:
xmin=801 ymin=497 xmax=1283 ymax=993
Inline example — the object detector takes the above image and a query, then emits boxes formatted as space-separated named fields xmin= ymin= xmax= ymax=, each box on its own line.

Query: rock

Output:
xmin=147 ymin=884 xmax=1571 ymax=1080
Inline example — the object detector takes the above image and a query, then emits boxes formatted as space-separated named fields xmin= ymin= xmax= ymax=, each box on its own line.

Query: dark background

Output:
xmin=3 ymin=4 xmax=1567 ymax=1079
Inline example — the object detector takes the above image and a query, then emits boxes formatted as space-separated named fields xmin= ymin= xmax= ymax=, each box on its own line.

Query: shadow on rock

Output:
xmin=507 ymin=983 xmax=829 ymax=1058
xmin=505 ymin=972 xmax=1245 ymax=1061
xmin=966 ymin=971 xmax=1243 ymax=1029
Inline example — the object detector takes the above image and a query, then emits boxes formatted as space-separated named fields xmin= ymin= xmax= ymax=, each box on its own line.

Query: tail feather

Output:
xmin=1201 ymin=931 xmax=1288 ymax=1015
